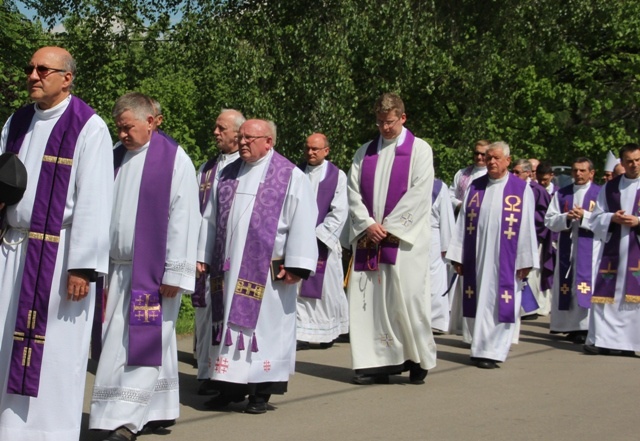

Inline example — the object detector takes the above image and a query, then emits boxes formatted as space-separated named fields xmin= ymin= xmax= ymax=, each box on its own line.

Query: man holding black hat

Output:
xmin=0 ymin=152 xmax=27 ymax=209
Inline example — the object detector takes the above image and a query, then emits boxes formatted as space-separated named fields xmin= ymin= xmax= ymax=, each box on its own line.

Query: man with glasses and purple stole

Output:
xmin=89 ymin=93 xmax=200 ymax=441
xmin=347 ymin=93 xmax=436 ymax=385
xmin=447 ymin=141 xmax=538 ymax=369
xmin=0 ymin=46 xmax=113 ymax=441
xmin=545 ymin=158 xmax=600 ymax=345
xmin=586 ymin=143 xmax=640 ymax=356
xmin=296 ymin=133 xmax=349 ymax=350
xmin=193 ymin=109 xmax=244 ymax=396
xmin=449 ymin=139 xmax=490 ymax=215
xmin=196 ymin=119 xmax=318 ymax=414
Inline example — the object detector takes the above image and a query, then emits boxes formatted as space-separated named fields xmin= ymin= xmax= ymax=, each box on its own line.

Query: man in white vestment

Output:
xmin=447 ymin=142 xmax=538 ymax=369
xmin=430 ymin=178 xmax=455 ymax=334
xmin=89 ymin=93 xmax=200 ymax=440
xmin=586 ymin=143 xmax=640 ymax=356
xmin=0 ymin=46 xmax=113 ymax=441
xmin=449 ymin=139 xmax=490 ymax=214
xmin=347 ymin=93 xmax=436 ymax=385
xmin=296 ymin=133 xmax=349 ymax=349
xmin=545 ymin=158 xmax=600 ymax=344
xmin=193 ymin=109 xmax=244 ymax=395
xmin=197 ymin=119 xmax=318 ymax=414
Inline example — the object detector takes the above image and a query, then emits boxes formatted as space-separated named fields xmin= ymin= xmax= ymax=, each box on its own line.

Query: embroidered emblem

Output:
xmin=214 ymin=357 xmax=229 ymax=374
xmin=401 ymin=213 xmax=413 ymax=226
xmin=577 ymin=282 xmax=591 ymax=295
xmin=560 ymin=283 xmax=570 ymax=295
xmin=380 ymin=333 xmax=393 ymax=347
xmin=263 ymin=360 xmax=271 ymax=372
xmin=501 ymin=290 xmax=513 ymax=304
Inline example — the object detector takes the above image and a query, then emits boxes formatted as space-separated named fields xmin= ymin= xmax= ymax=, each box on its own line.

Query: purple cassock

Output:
xmin=593 ymin=176 xmax=640 ymax=304
xmin=297 ymin=161 xmax=340 ymax=299
xmin=113 ymin=131 xmax=177 ymax=367
xmin=354 ymin=131 xmax=414 ymax=271
xmin=556 ymin=183 xmax=600 ymax=310
xmin=5 ymin=97 xmax=95 ymax=397
xmin=191 ymin=157 xmax=219 ymax=307
xmin=462 ymin=174 xmax=527 ymax=324
xmin=529 ymin=181 xmax=554 ymax=291
xmin=209 ymin=152 xmax=294 ymax=352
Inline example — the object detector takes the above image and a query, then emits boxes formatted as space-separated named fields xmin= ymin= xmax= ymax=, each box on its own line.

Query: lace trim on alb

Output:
xmin=92 ymin=377 xmax=179 ymax=404
xmin=165 ymin=260 xmax=196 ymax=278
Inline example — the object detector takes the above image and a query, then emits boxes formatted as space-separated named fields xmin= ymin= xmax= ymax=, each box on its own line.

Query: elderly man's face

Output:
xmin=238 ymin=120 xmax=272 ymax=163
xmin=486 ymin=148 xmax=511 ymax=179
xmin=304 ymin=134 xmax=329 ymax=166
xmin=27 ymin=47 xmax=73 ymax=110
xmin=512 ymin=165 xmax=530 ymax=181
xmin=214 ymin=113 xmax=240 ymax=154
xmin=115 ymin=110 xmax=154 ymax=150
xmin=376 ymin=111 xmax=406 ymax=140
xmin=572 ymin=161 xmax=594 ymax=185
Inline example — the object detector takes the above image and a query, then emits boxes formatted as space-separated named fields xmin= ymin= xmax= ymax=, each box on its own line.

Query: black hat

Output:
xmin=0 ymin=152 xmax=28 ymax=206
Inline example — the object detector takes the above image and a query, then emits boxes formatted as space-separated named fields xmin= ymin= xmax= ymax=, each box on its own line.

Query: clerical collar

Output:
xmin=380 ymin=127 xmax=407 ymax=149
xmin=245 ymin=148 xmax=273 ymax=168
xmin=488 ymin=172 xmax=509 ymax=184
xmin=34 ymin=95 xmax=71 ymax=121
xmin=306 ymin=161 xmax=324 ymax=171
xmin=573 ymin=182 xmax=590 ymax=190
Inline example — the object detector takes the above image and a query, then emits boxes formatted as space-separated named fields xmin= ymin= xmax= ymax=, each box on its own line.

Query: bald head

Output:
xmin=237 ymin=119 xmax=274 ymax=162
xmin=214 ymin=109 xmax=245 ymax=154
xmin=27 ymin=47 xmax=76 ymax=109
xmin=304 ymin=133 xmax=330 ymax=166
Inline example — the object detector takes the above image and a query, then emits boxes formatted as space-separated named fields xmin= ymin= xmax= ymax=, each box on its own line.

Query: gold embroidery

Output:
xmin=22 ymin=347 xmax=32 ymax=367
xmin=28 ymin=232 xmax=60 ymax=243
xmin=132 ymin=293 xmax=161 ymax=323
xmin=13 ymin=331 xmax=25 ymax=342
xmin=503 ymin=228 xmax=516 ymax=240
xmin=577 ymin=282 xmax=591 ymax=294
xmin=624 ymin=295 xmax=640 ymax=303
xmin=560 ymin=284 xmax=570 ymax=295
xmin=211 ymin=277 xmax=224 ymax=292
xmin=501 ymin=290 xmax=513 ymax=304
xmin=27 ymin=310 xmax=37 ymax=329
xmin=591 ymin=296 xmax=615 ymax=304
xmin=235 ymin=279 xmax=265 ymax=300
xmin=43 ymin=155 xmax=73 ymax=166
xmin=504 ymin=195 xmax=522 ymax=213
xmin=465 ymin=286 xmax=474 ymax=299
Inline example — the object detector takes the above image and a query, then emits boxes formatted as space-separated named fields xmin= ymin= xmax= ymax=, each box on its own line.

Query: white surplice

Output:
xmin=0 ymin=96 xmax=113 ymax=441
xmin=194 ymin=151 xmax=240 ymax=380
xmin=588 ymin=176 xmax=640 ymax=351
xmin=545 ymin=182 xmax=600 ymax=332
xmin=430 ymin=180 xmax=455 ymax=332
xmin=296 ymin=160 xmax=349 ymax=343
xmin=447 ymin=174 xmax=538 ymax=362
xmin=347 ymin=128 xmax=437 ymax=373
xmin=198 ymin=149 xmax=318 ymax=386
xmin=449 ymin=165 xmax=487 ymax=211
xmin=90 ymin=141 xmax=200 ymax=433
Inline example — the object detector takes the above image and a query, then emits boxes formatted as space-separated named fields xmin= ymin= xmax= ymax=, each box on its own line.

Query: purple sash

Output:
xmin=6 ymin=97 xmax=95 ymax=397
xmin=456 ymin=165 xmax=474 ymax=201
xmin=593 ymin=176 xmax=640 ymax=304
xmin=556 ymin=183 xmax=600 ymax=310
xmin=210 ymin=152 xmax=294 ymax=349
xmin=354 ymin=130 xmax=414 ymax=271
xmin=299 ymin=161 xmax=340 ymax=299
xmin=192 ymin=158 xmax=219 ymax=307
xmin=431 ymin=178 xmax=444 ymax=204
xmin=114 ymin=132 xmax=177 ymax=366
xmin=463 ymin=174 xmax=526 ymax=323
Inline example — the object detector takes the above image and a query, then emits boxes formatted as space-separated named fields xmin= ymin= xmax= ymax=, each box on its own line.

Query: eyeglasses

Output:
xmin=473 ymin=151 xmax=486 ymax=157
xmin=24 ymin=65 xmax=67 ymax=78
xmin=375 ymin=118 xmax=401 ymax=128
xmin=236 ymin=134 xmax=269 ymax=143
xmin=305 ymin=146 xmax=328 ymax=152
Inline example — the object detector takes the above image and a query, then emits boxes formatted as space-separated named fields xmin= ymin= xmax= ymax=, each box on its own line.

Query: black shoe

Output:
xmin=197 ymin=379 xmax=218 ymax=396
xmin=583 ymin=344 xmax=609 ymax=355
xmin=567 ymin=331 xmax=587 ymax=344
xmin=409 ymin=366 xmax=428 ymax=385
xmin=245 ymin=401 xmax=268 ymax=414
xmin=104 ymin=426 xmax=137 ymax=441
xmin=352 ymin=374 xmax=389 ymax=385
xmin=318 ymin=341 xmax=334 ymax=349
xmin=296 ymin=340 xmax=310 ymax=351
xmin=476 ymin=358 xmax=498 ymax=369
xmin=334 ymin=333 xmax=350 ymax=343
xmin=139 ymin=419 xmax=175 ymax=435
xmin=521 ymin=313 xmax=540 ymax=321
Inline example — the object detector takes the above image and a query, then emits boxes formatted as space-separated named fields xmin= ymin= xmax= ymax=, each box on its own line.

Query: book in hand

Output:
xmin=271 ymin=258 xmax=285 ymax=281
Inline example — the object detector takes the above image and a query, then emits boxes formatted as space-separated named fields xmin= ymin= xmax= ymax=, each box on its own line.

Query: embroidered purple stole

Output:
xmin=114 ymin=132 xmax=177 ymax=366
xmin=298 ymin=161 xmax=340 ymax=299
xmin=593 ymin=176 xmax=640 ymax=304
xmin=210 ymin=152 xmax=294 ymax=350
xmin=192 ymin=157 xmax=219 ymax=308
xmin=463 ymin=174 xmax=526 ymax=323
xmin=556 ymin=183 xmax=600 ymax=310
xmin=354 ymin=131 xmax=414 ymax=271
xmin=6 ymin=97 xmax=95 ymax=397
xmin=431 ymin=178 xmax=443 ymax=204
xmin=456 ymin=165 xmax=475 ymax=201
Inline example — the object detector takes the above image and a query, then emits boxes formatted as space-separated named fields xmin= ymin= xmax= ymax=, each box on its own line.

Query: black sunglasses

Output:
xmin=24 ymin=65 xmax=67 ymax=76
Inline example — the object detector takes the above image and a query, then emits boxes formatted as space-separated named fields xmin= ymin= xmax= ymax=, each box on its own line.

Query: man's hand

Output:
xmin=611 ymin=210 xmax=640 ymax=227
xmin=160 ymin=284 xmax=180 ymax=298
xmin=196 ymin=261 xmax=209 ymax=278
xmin=67 ymin=272 xmax=90 ymax=301
xmin=516 ymin=267 xmax=532 ymax=280
xmin=452 ymin=262 xmax=463 ymax=275
xmin=566 ymin=205 xmax=585 ymax=221
xmin=276 ymin=268 xmax=302 ymax=285
xmin=366 ymin=223 xmax=388 ymax=244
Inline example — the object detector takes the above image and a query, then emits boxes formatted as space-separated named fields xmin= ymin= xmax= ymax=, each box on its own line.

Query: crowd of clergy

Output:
xmin=0 ymin=46 xmax=639 ymax=441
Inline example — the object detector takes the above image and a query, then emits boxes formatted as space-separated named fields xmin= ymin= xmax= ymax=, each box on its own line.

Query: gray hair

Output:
xmin=487 ymin=141 xmax=510 ymax=157
xmin=513 ymin=158 xmax=532 ymax=172
xmin=266 ymin=120 xmax=277 ymax=146
xmin=60 ymin=51 xmax=76 ymax=90
xmin=220 ymin=108 xmax=246 ymax=131
xmin=112 ymin=92 xmax=155 ymax=122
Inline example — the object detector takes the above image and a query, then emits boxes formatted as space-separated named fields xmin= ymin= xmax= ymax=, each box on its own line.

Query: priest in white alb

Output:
xmin=447 ymin=141 xmax=538 ymax=369
xmin=347 ymin=93 xmax=436 ymax=385
xmin=89 ymin=92 xmax=200 ymax=440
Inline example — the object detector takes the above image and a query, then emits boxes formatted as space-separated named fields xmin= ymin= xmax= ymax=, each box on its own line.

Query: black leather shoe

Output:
xmin=583 ymin=344 xmax=609 ymax=355
xmin=245 ymin=401 xmax=268 ymax=414
xmin=104 ymin=426 xmax=137 ymax=441
xmin=352 ymin=374 xmax=389 ymax=385
xmin=521 ymin=313 xmax=540 ymax=321
xmin=139 ymin=419 xmax=175 ymax=435
xmin=197 ymin=379 xmax=218 ymax=396
xmin=296 ymin=340 xmax=310 ymax=351
xmin=476 ymin=359 xmax=498 ymax=369
xmin=409 ymin=366 xmax=428 ymax=384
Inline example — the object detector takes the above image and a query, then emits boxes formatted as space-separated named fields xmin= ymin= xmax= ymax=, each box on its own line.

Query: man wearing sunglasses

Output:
xmin=0 ymin=47 xmax=113 ymax=441
xmin=449 ymin=140 xmax=490 ymax=215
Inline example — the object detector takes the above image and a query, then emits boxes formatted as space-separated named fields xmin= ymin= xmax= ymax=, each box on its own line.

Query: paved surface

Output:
xmin=81 ymin=316 xmax=639 ymax=441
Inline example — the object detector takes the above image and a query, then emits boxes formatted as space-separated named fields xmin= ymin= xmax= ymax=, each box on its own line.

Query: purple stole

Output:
xmin=5 ymin=97 xmax=95 ymax=397
xmin=354 ymin=130 xmax=414 ymax=271
xmin=210 ymin=152 xmax=294 ymax=351
xmin=556 ymin=183 xmax=600 ymax=310
xmin=593 ymin=176 xmax=640 ymax=304
xmin=529 ymin=181 xmax=554 ymax=291
xmin=431 ymin=178 xmax=444 ymax=204
xmin=192 ymin=157 xmax=219 ymax=308
xmin=298 ymin=161 xmax=340 ymax=299
xmin=456 ymin=165 xmax=475 ymax=201
xmin=463 ymin=174 xmax=526 ymax=323
xmin=113 ymin=132 xmax=177 ymax=366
